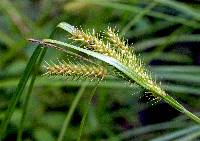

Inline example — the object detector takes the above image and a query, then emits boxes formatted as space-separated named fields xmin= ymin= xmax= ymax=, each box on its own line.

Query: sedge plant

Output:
xmin=34 ymin=22 xmax=200 ymax=124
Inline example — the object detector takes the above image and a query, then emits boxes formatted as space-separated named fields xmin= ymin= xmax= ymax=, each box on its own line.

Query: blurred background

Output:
xmin=0 ymin=0 xmax=200 ymax=140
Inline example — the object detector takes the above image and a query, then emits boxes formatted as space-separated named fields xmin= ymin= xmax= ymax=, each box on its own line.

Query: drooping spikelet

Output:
xmin=105 ymin=27 xmax=166 ymax=96
xmin=70 ymin=28 xmax=118 ymax=58
xmin=44 ymin=62 xmax=107 ymax=79
xmin=70 ymin=26 xmax=166 ymax=97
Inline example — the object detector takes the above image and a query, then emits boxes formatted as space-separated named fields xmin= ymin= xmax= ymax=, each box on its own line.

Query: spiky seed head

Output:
xmin=106 ymin=27 xmax=128 ymax=52
xmin=70 ymin=28 xmax=119 ymax=59
xmin=44 ymin=62 xmax=107 ymax=78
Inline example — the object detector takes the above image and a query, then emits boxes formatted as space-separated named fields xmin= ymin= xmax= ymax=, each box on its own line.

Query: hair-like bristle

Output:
xmin=141 ymin=92 xmax=161 ymax=105
xmin=44 ymin=62 xmax=107 ymax=79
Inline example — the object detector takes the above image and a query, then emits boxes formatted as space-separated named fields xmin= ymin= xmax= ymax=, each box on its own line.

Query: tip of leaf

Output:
xmin=57 ymin=22 xmax=76 ymax=34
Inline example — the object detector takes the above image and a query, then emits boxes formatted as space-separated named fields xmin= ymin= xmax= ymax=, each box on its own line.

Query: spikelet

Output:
xmin=45 ymin=64 xmax=107 ymax=78
xmin=44 ymin=61 xmax=107 ymax=79
xmin=70 ymin=28 xmax=118 ymax=58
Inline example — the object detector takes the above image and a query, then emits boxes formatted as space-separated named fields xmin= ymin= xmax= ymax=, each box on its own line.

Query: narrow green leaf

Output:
xmin=150 ymin=125 xmax=200 ymax=141
xmin=109 ymin=120 xmax=190 ymax=140
xmin=155 ymin=0 xmax=200 ymax=21
xmin=152 ymin=66 xmax=200 ymax=74
xmin=0 ymin=46 xmax=43 ymax=140
xmin=134 ymin=35 xmax=200 ymax=51
xmin=57 ymin=84 xmax=87 ymax=141
xmin=0 ymin=28 xmax=57 ymax=140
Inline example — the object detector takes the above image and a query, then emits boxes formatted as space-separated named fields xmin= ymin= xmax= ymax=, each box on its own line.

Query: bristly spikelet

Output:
xmin=69 ymin=26 xmax=166 ymax=97
xmin=70 ymin=28 xmax=119 ymax=58
xmin=44 ymin=62 xmax=107 ymax=79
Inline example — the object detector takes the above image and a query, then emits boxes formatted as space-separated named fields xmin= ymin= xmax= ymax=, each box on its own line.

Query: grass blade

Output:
xmin=17 ymin=46 xmax=48 ymax=141
xmin=0 ymin=46 xmax=44 ymax=140
xmin=76 ymin=81 xmax=99 ymax=141
xmin=155 ymin=0 xmax=200 ymax=21
xmin=85 ymin=0 xmax=200 ymax=28
xmin=134 ymin=34 xmax=200 ymax=51
xmin=120 ymin=2 xmax=157 ymax=36
xmin=150 ymin=125 xmax=200 ymax=141
xmin=57 ymin=84 xmax=87 ymax=141
xmin=109 ymin=120 xmax=190 ymax=140
xmin=0 ymin=28 xmax=57 ymax=140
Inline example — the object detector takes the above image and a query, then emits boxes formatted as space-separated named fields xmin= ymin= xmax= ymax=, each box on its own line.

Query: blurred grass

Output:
xmin=0 ymin=0 xmax=200 ymax=141
xmin=0 ymin=46 xmax=46 ymax=140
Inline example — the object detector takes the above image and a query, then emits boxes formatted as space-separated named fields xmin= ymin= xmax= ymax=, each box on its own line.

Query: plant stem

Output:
xmin=76 ymin=81 xmax=100 ymax=141
xmin=183 ymin=110 xmax=200 ymax=124
xmin=57 ymin=84 xmax=87 ymax=141
xmin=16 ymin=75 xmax=35 ymax=141
xmin=159 ymin=93 xmax=200 ymax=124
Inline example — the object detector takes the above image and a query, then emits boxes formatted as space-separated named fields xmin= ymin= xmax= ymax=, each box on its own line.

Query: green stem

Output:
xmin=162 ymin=95 xmax=200 ymax=124
xmin=17 ymin=75 xmax=36 ymax=141
xmin=57 ymin=84 xmax=87 ymax=141
xmin=76 ymin=81 xmax=100 ymax=141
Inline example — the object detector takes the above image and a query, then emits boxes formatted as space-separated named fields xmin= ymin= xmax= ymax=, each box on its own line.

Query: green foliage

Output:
xmin=0 ymin=0 xmax=200 ymax=141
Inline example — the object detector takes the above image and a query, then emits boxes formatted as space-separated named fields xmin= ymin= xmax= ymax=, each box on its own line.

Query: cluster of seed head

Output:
xmin=70 ymin=27 xmax=166 ymax=97
xmin=44 ymin=62 xmax=107 ymax=79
